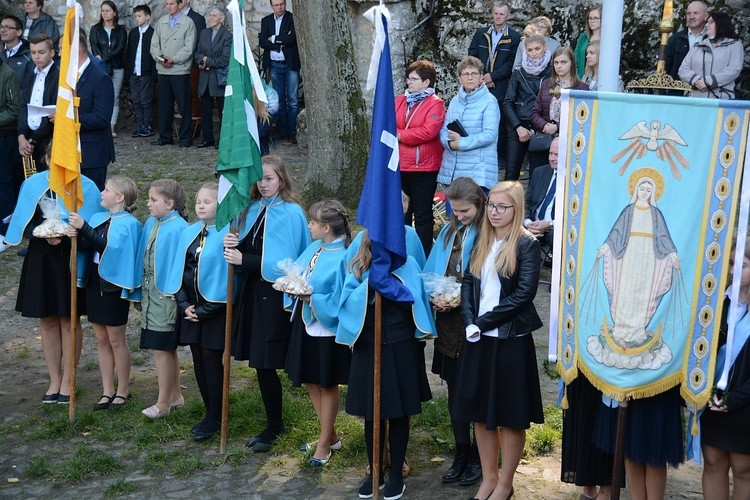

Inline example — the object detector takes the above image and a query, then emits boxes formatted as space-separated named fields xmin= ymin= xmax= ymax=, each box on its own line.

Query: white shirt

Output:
xmin=4 ymin=41 xmax=20 ymax=59
xmin=28 ymin=61 xmax=54 ymax=130
xmin=134 ymin=25 xmax=150 ymax=76
xmin=465 ymin=239 xmax=505 ymax=341
xmin=270 ymin=13 xmax=285 ymax=61
xmin=688 ymin=28 xmax=706 ymax=49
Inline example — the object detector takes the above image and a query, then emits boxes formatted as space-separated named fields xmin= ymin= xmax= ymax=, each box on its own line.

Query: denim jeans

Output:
xmin=269 ymin=61 xmax=299 ymax=139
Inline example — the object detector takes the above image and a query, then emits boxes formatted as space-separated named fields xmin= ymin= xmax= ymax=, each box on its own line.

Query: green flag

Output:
xmin=216 ymin=0 xmax=267 ymax=230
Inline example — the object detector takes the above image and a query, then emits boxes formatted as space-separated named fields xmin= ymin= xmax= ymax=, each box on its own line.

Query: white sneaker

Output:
xmin=0 ymin=240 xmax=11 ymax=253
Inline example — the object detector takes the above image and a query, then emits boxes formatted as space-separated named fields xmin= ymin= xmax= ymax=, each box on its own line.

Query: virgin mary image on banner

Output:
xmin=581 ymin=167 xmax=687 ymax=371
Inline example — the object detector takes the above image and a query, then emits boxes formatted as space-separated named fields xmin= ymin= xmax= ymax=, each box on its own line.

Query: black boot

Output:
xmin=459 ymin=442 xmax=482 ymax=486
xmin=443 ymin=443 xmax=469 ymax=483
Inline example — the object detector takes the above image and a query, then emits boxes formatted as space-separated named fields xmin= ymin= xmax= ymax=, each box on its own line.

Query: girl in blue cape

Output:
xmin=701 ymin=236 xmax=750 ymax=498
xmin=422 ymin=177 xmax=485 ymax=485
xmin=136 ymin=180 xmax=189 ymax=419
xmin=6 ymin=171 xmax=102 ymax=404
xmin=284 ymin=199 xmax=353 ymax=467
xmin=165 ymin=182 xmax=228 ymax=441
xmin=67 ymin=176 xmax=141 ymax=411
xmin=223 ymin=155 xmax=310 ymax=452
xmin=336 ymin=229 xmax=436 ymax=499
xmin=453 ymin=181 xmax=544 ymax=500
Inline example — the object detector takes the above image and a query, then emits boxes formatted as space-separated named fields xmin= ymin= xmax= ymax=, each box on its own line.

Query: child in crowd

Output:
xmin=135 ymin=179 xmax=189 ymax=419
xmin=223 ymin=155 xmax=310 ymax=452
xmin=454 ymin=181 xmax=544 ymax=500
xmin=166 ymin=182 xmax=228 ymax=441
xmin=6 ymin=171 xmax=102 ymax=404
xmin=284 ymin=200 xmax=353 ymax=466
xmin=67 ymin=175 xmax=141 ymax=411
xmin=336 ymin=230 xmax=435 ymax=500
xmin=423 ymin=178 xmax=486 ymax=486
xmin=125 ymin=5 xmax=156 ymax=138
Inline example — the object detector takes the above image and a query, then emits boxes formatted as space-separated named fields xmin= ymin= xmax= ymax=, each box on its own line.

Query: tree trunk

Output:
xmin=294 ymin=0 xmax=369 ymax=207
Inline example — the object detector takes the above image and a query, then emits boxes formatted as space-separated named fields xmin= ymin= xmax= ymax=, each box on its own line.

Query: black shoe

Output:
xmin=57 ymin=394 xmax=71 ymax=405
xmin=131 ymin=126 xmax=143 ymax=138
xmin=290 ymin=137 xmax=298 ymax=144
xmin=151 ymin=139 xmax=174 ymax=146
xmin=191 ymin=416 xmax=209 ymax=434
xmin=194 ymin=423 xmax=219 ymax=442
xmin=383 ymin=481 xmax=405 ymax=500
xmin=195 ymin=141 xmax=215 ymax=148
xmin=17 ymin=248 xmax=28 ymax=257
xmin=214 ymin=142 xmax=219 ymax=149
xmin=251 ymin=424 xmax=286 ymax=452
xmin=443 ymin=443 xmax=470 ymax=483
xmin=358 ymin=475 xmax=385 ymax=499
xmin=140 ymin=126 xmax=155 ymax=137
xmin=246 ymin=428 xmax=269 ymax=448
xmin=458 ymin=460 xmax=481 ymax=486
xmin=93 ymin=394 xmax=114 ymax=411
xmin=42 ymin=393 xmax=59 ymax=404
xmin=108 ymin=393 xmax=131 ymax=410
xmin=179 ymin=141 xmax=193 ymax=148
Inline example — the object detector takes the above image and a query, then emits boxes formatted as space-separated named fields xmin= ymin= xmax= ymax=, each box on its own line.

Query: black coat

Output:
xmin=125 ymin=25 xmax=157 ymax=79
xmin=18 ymin=63 xmax=58 ymax=143
xmin=195 ymin=25 xmax=231 ymax=97
xmin=259 ymin=11 xmax=300 ymax=71
xmin=468 ymin=25 xmax=521 ymax=101
xmin=89 ymin=24 xmax=127 ymax=72
xmin=461 ymin=232 xmax=543 ymax=339
xmin=665 ymin=29 xmax=691 ymax=81
xmin=503 ymin=64 xmax=551 ymax=129
xmin=77 ymin=62 xmax=115 ymax=170
xmin=186 ymin=8 xmax=206 ymax=68
xmin=524 ymin=165 xmax=555 ymax=222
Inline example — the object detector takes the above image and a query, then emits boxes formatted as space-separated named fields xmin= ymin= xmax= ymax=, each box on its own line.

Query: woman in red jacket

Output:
xmin=396 ymin=60 xmax=445 ymax=254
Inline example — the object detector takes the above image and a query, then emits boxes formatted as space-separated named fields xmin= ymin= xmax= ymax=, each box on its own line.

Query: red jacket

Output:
xmin=395 ymin=93 xmax=445 ymax=173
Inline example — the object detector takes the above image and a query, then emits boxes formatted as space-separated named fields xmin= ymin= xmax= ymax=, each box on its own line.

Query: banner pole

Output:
xmin=68 ymin=175 xmax=79 ymax=423
xmin=372 ymin=291 xmax=382 ymax=499
xmin=220 ymin=226 xmax=237 ymax=454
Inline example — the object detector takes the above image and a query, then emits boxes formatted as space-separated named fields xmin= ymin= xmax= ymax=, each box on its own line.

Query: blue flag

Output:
xmin=357 ymin=6 xmax=413 ymax=303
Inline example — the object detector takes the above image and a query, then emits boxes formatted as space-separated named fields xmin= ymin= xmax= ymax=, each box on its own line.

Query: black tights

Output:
xmin=365 ymin=416 xmax=409 ymax=488
xmin=190 ymin=345 xmax=223 ymax=430
xmin=448 ymin=382 xmax=471 ymax=445
xmin=256 ymin=368 xmax=284 ymax=431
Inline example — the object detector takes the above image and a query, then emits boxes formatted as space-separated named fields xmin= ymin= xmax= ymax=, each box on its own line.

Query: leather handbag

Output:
xmin=528 ymin=132 xmax=554 ymax=152
xmin=216 ymin=66 xmax=228 ymax=87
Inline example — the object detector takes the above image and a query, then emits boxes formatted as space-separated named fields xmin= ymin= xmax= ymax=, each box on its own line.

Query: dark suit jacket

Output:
xmin=18 ymin=63 xmax=59 ymax=143
xmin=195 ymin=26 xmax=231 ymax=97
xmin=125 ymin=25 xmax=157 ymax=79
xmin=77 ymin=62 xmax=115 ymax=169
xmin=186 ymin=8 xmax=206 ymax=68
xmin=524 ymin=164 xmax=555 ymax=222
xmin=468 ymin=24 xmax=521 ymax=101
xmin=259 ymin=12 xmax=300 ymax=71
xmin=665 ymin=29 xmax=690 ymax=81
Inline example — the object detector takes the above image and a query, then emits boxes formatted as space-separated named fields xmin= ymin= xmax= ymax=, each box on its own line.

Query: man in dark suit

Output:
xmin=524 ymin=136 xmax=558 ymax=247
xmin=259 ymin=0 xmax=300 ymax=144
xmin=182 ymin=0 xmax=205 ymax=121
xmin=74 ymin=29 xmax=115 ymax=191
xmin=468 ymin=1 xmax=520 ymax=171
xmin=18 ymin=33 xmax=57 ymax=172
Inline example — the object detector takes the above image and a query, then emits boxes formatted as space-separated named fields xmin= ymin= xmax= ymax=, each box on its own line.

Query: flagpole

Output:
xmin=372 ymin=291 xmax=382 ymax=499
xmin=220 ymin=228 xmax=237 ymax=454
xmin=68 ymin=95 xmax=80 ymax=423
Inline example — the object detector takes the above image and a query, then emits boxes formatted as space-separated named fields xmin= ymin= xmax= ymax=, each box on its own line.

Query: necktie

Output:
xmin=538 ymin=173 xmax=556 ymax=221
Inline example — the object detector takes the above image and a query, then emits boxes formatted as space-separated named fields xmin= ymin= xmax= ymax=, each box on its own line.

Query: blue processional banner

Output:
xmin=555 ymin=91 xmax=749 ymax=409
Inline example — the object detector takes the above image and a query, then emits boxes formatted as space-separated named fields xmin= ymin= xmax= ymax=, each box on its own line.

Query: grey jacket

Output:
xmin=678 ymin=37 xmax=743 ymax=99
xmin=150 ymin=13 xmax=196 ymax=76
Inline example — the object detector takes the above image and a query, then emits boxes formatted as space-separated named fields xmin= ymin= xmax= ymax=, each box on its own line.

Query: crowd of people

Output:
xmin=0 ymin=1 xmax=748 ymax=499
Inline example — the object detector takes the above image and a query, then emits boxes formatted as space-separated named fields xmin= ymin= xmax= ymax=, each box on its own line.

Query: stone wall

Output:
xmin=4 ymin=0 xmax=748 ymax=99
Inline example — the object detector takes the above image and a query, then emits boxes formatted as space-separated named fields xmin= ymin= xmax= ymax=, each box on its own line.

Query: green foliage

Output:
xmin=104 ymin=479 xmax=138 ymax=497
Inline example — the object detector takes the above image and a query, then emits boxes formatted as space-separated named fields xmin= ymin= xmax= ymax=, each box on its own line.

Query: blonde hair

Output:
xmin=254 ymin=86 xmax=270 ymax=125
xmin=583 ymin=40 xmax=599 ymax=78
xmin=250 ymin=155 xmax=299 ymax=203
xmin=349 ymin=230 xmax=372 ymax=280
xmin=469 ymin=181 xmax=527 ymax=278
xmin=107 ymin=175 xmax=138 ymax=213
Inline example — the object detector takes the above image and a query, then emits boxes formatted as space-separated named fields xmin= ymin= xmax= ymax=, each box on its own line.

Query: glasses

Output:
xmin=460 ymin=71 xmax=481 ymax=78
xmin=0 ymin=25 xmax=18 ymax=31
xmin=486 ymin=203 xmax=513 ymax=214
xmin=407 ymin=76 xmax=423 ymax=82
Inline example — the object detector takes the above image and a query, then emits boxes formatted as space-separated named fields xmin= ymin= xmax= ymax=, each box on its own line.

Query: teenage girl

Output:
xmin=423 ymin=177 xmax=486 ymax=485
xmin=223 ymin=155 xmax=310 ymax=452
xmin=453 ymin=181 xmax=544 ymax=500
xmin=67 ymin=175 xmax=141 ymax=411
xmin=166 ymin=182 xmax=227 ymax=441
xmin=135 ymin=179 xmax=189 ymax=419
xmin=6 ymin=171 xmax=103 ymax=404
xmin=336 ymin=230 xmax=435 ymax=499
xmin=284 ymin=199 xmax=353 ymax=466
xmin=702 ymin=236 xmax=750 ymax=499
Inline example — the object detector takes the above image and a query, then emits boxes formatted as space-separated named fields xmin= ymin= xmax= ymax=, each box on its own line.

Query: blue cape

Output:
xmin=5 ymin=171 xmax=104 ymax=245
xmin=423 ymin=222 xmax=476 ymax=276
xmin=131 ymin=211 xmax=188 ymax=299
xmin=165 ymin=221 xmax=229 ymax=303
xmin=79 ymin=211 xmax=142 ymax=294
xmin=283 ymin=239 xmax=347 ymax=334
xmin=335 ymin=235 xmax=436 ymax=348
xmin=405 ymin=225 xmax=426 ymax=270
xmin=237 ymin=198 xmax=310 ymax=282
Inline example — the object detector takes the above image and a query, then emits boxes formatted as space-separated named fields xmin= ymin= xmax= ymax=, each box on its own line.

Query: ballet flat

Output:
xmin=142 ymin=405 xmax=170 ymax=419
xmin=169 ymin=396 xmax=185 ymax=410
xmin=299 ymin=438 xmax=343 ymax=453
xmin=308 ymin=450 xmax=332 ymax=467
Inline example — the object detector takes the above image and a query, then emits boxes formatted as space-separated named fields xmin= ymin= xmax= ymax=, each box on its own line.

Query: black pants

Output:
xmin=0 ymin=133 xmax=20 ymax=236
xmin=157 ymin=74 xmax=192 ymax=145
xmin=401 ymin=170 xmax=438 ymax=254
xmin=200 ymin=89 xmax=224 ymax=144
xmin=505 ymin=122 xmax=532 ymax=181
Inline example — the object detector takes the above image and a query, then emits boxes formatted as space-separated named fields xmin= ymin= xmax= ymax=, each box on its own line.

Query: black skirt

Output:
xmin=140 ymin=328 xmax=179 ymax=351
xmin=452 ymin=334 xmax=544 ymax=429
xmin=346 ymin=336 xmax=432 ymax=420
xmin=431 ymin=349 xmax=459 ymax=386
xmin=85 ymin=264 xmax=130 ymax=326
xmin=701 ymin=400 xmax=750 ymax=454
xmin=561 ymin=374 xmax=623 ymax=487
xmin=285 ymin=310 xmax=351 ymax=388
xmin=232 ymin=276 xmax=291 ymax=369
xmin=16 ymin=238 xmax=87 ymax=318
xmin=177 ymin=305 xmax=227 ymax=351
